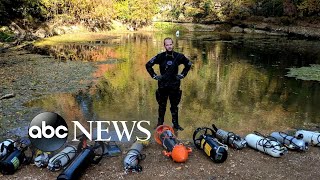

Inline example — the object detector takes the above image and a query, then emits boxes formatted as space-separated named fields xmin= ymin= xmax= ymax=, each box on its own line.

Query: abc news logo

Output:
xmin=29 ymin=120 xmax=68 ymax=139
xmin=28 ymin=112 xmax=68 ymax=152
xmin=28 ymin=112 xmax=151 ymax=152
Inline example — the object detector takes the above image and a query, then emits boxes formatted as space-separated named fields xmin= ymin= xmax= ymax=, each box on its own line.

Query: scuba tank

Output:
xmin=193 ymin=127 xmax=228 ymax=163
xmin=0 ymin=138 xmax=33 ymax=175
xmin=245 ymin=132 xmax=287 ymax=158
xmin=212 ymin=124 xmax=247 ymax=150
xmin=270 ymin=132 xmax=308 ymax=151
xmin=123 ymin=140 xmax=148 ymax=173
xmin=57 ymin=148 xmax=95 ymax=180
xmin=57 ymin=136 xmax=105 ymax=180
xmin=0 ymin=139 xmax=15 ymax=159
xmin=295 ymin=130 xmax=320 ymax=146
xmin=47 ymin=145 xmax=77 ymax=171
xmin=0 ymin=149 xmax=26 ymax=175
xmin=154 ymin=125 xmax=192 ymax=163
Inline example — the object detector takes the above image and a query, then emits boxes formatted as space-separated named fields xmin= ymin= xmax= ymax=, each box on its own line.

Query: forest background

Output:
xmin=1 ymin=0 xmax=320 ymax=42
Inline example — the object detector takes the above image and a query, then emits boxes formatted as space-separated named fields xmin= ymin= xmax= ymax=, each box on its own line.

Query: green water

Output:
xmin=26 ymin=32 xmax=320 ymax=139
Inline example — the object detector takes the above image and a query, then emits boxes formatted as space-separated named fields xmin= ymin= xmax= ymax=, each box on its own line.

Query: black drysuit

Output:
xmin=146 ymin=51 xmax=192 ymax=126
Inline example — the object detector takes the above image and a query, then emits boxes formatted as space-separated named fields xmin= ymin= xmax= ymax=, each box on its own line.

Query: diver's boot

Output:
xmin=171 ymin=107 xmax=183 ymax=131
xmin=172 ymin=120 xmax=184 ymax=131
xmin=154 ymin=118 xmax=164 ymax=129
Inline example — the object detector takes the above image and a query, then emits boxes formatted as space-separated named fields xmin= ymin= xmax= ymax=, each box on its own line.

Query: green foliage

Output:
xmin=114 ymin=0 xmax=130 ymax=21
xmin=114 ymin=0 xmax=159 ymax=27
xmin=0 ymin=30 xmax=14 ymax=42
xmin=185 ymin=6 xmax=202 ymax=17
xmin=0 ymin=26 xmax=15 ymax=42
xmin=40 ymin=0 xmax=114 ymax=20
xmin=286 ymin=64 xmax=320 ymax=81
xmin=1 ymin=0 xmax=320 ymax=31
xmin=0 ymin=0 xmax=24 ymax=25
xmin=297 ymin=0 xmax=320 ymax=16
xmin=0 ymin=0 xmax=47 ymax=26
xmin=260 ymin=0 xmax=284 ymax=17
xmin=36 ymin=0 xmax=159 ymax=29
xmin=158 ymin=0 xmax=319 ymax=22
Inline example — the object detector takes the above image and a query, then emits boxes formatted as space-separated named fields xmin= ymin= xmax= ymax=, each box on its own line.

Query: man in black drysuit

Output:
xmin=146 ymin=37 xmax=192 ymax=131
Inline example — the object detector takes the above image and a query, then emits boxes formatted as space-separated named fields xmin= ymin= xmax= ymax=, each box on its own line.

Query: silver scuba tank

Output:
xmin=47 ymin=145 xmax=77 ymax=171
xmin=245 ymin=133 xmax=288 ymax=158
xmin=295 ymin=130 xmax=320 ymax=146
xmin=123 ymin=140 xmax=148 ymax=173
xmin=270 ymin=132 xmax=308 ymax=151
xmin=212 ymin=124 xmax=247 ymax=150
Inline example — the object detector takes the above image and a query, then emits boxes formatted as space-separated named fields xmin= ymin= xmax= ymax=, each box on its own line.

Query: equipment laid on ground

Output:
xmin=57 ymin=134 xmax=112 ymax=180
xmin=47 ymin=145 xmax=77 ymax=171
xmin=245 ymin=132 xmax=287 ymax=158
xmin=154 ymin=125 xmax=192 ymax=163
xmin=193 ymin=127 xmax=228 ymax=163
xmin=57 ymin=146 xmax=99 ymax=180
xmin=123 ymin=140 xmax=149 ymax=173
xmin=34 ymin=150 xmax=50 ymax=168
xmin=270 ymin=132 xmax=308 ymax=151
xmin=212 ymin=124 xmax=247 ymax=150
xmin=103 ymin=141 xmax=122 ymax=157
xmin=295 ymin=130 xmax=320 ymax=146
xmin=0 ymin=138 xmax=33 ymax=175
xmin=0 ymin=139 xmax=15 ymax=159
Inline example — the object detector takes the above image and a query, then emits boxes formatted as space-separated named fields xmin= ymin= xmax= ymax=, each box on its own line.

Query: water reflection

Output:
xmin=26 ymin=33 xmax=320 ymax=140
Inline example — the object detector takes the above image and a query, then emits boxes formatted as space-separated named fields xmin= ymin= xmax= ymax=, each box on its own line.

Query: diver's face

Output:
xmin=164 ymin=39 xmax=173 ymax=52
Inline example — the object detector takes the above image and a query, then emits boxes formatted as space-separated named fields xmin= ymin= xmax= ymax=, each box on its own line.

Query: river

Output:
xmin=23 ymin=32 xmax=320 ymax=140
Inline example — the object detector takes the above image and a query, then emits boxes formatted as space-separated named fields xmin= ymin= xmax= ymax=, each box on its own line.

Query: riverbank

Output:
xmin=147 ymin=20 xmax=320 ymax=39
xmin=2 ymin=19 xmax=320 ymax=51
xmin=0 ymin=48 xmax=97 ymax=136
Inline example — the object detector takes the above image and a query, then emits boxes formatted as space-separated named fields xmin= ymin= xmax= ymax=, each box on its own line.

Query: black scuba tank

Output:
xmin=57 ymin=147 xmax=95 ymax=180
xmin=0 ymin=149 xmax=25 ymax=175
xmin=193 ymin=127 xmax=228 ymax=163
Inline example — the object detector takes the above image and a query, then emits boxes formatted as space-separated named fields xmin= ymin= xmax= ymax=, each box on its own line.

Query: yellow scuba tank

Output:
xmin=193 ymin=127 xmax=228 ymax=163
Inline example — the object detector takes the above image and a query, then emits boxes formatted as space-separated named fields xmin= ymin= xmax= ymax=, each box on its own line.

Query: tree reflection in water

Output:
xmin=27 ymin=33 xmax=320 ymax=139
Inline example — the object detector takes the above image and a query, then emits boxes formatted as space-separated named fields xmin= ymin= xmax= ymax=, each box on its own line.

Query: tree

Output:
xmin=297 ymin=0 xmax=320 ymax=16
xmin=0 ymin=0 xmax=25 ymax=25
xmin=114 ymin=0 xmax=159 ymax=28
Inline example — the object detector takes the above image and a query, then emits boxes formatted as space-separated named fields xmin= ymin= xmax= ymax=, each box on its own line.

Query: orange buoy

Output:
xmin=154 ymin=125 xmax=192 ymax=162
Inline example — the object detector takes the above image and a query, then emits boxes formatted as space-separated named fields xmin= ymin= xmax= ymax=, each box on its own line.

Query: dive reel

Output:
xmin=154 ymin=125 xmax=192 ymax=163
xmin=193 ymin=127 xmax=228 ymax=163
xmin=57 ymin=135 xmax=105 ymax=180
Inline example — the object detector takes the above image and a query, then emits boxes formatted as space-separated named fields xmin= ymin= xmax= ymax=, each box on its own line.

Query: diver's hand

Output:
xmin=176 ymin=74 xmax=184 ymax=80
xmin=153 ymin=75 xmax=162 ymax=80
